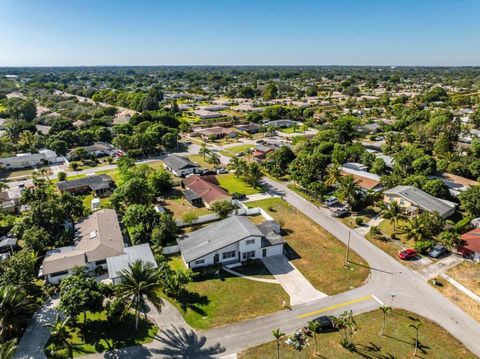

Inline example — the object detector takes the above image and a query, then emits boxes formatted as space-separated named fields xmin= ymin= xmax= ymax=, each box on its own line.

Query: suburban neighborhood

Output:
xmin=0 ymin=1 xmax=480 ymax=358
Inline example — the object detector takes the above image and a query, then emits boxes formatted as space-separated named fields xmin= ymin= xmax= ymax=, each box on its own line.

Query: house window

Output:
xmin=51 ymin=270 xmax=69 ymax=277
xmin=222 ymin=250 xmax=236 ymax=259
xmin=194 ymin=259 xmax=205 ymax=265
xmin=242 ymin=251 xmax=255 ymax=260
xmin=95 ymin=259 xmax=106 ymax=266
xmin=245 ymin=239 xmax=255 ymax=245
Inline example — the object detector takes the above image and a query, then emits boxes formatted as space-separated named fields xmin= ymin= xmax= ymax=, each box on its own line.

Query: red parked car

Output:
xmin=398 ymin=249 xmax=418 ymax=260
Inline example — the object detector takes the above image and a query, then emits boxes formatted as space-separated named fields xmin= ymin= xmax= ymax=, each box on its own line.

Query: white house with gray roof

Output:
xmin=163 ymin=154 xmax=199 ymax=177
xmin=383 ymin=185 xmax=456 ymax=219
xmin=178 ymin=216 xmax=284 ymax=269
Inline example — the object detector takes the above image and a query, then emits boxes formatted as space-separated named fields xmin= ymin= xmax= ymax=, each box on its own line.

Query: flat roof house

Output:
xmin=0 ymin=149 xmax=59 ymax=170
xmin=57 ymin=174 xmax=114 ymax=196
xmin=383 ymin=185 xmax=456 ymax=219
xmin=183 ymin=175 xmax=231 ymax=208
xmin=40 ymin=209 xmax=156 ymax=284
xmin=194 ymin=109 xmax=225 ymax=119
xmin=235 ymin=123 xmax=261 ymax=134
xmin=178 ymin=215 xmax=284 ymax=269
xmin=163 ymin=154 xmax=199 ymax=177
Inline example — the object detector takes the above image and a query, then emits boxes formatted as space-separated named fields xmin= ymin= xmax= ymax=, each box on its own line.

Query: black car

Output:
xmin=200 ymin=170 xmax=216 ymax=176
xmin=310 ymin=315 xmax=334 ymax=331
xmin=428 ymin=244 xmax=449 ymax=258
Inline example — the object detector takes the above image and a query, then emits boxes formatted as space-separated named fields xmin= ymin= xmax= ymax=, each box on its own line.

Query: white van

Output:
xmin=325 ymin=196 xmax=338 ymax=207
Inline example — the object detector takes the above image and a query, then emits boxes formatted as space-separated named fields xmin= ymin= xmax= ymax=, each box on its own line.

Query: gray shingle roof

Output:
xmin=57 ymin=174 xmax=112 ymax=191
xmin=178 ymin=216 xmax=263 ymax=263
xmin=163 ymin=155 xmax=198 ymax=171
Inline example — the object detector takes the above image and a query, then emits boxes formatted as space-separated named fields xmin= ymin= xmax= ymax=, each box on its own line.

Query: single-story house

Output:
xmin=36 ymin=124 xmax=52 ymax=135
xmin=40 ymin=209 xmax=156 ymax=284
xmin=194 ymin=109 xmax=225 ymax=119
xmin=199 ymin=105 xmax=229 ymax=112
xmin=0 ymin=149 xmax=60 ymax=169
xmin=458 ymin=228 xmax=480 ymax=261
xmin=57 ymin=174 xmax=114 ymax=196
xmin=0 ymin=187 xmax=22 ymax=213
xmin=356 ymin=123 xmax=382 ymax=134
xmin=383 ymin=185 xmax=456 ymax=219
xmin=194 ymin=127 xmax=237 ymax=140
xmin=163 ymin=155 xmax=200 ymax=177
xmin=235 ymin=123 xmax=261 ymax=134
xmin=231 ymin=103 xmax=265 ymax=112
xmin=178 ymin=215 xmax=285 ymax=269
xmin=107 ymin=243 xmax=157 ymax=284
xmin=264 ymin=119 xmax=301 ymax=128
xmin=183 ymin=175 xmax=231 ymax=208
xmin=68 ymin=142 xmax=117 ymax=159
xmin=341 ymin=167 xmax=382 ymax=192
xmin=252 ymin=144 xmax=277 ymax=160
xmin=433 ymin=173 xmax=479 ymax=198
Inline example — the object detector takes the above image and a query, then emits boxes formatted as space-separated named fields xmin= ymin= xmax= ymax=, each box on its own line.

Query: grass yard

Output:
xmin=247 ymin=198 xmax=369 ymax=294
xmin=238 ymin=309 xmax=475 ymax=359
xmin=188 ymin=154 xmax=215 ymax=169
xmin=447 ymin=261 xmax=480 ymax=296
xmin=279 ymin=126 xmax=304 ymax=134
xmin=163 ymin=257 xmax=288 ymax=330
xmin=0 ymin=165 xmax=52 ymax=180
xmin=217 ymin=173 xmax=263 ymax=195
xmin=162 ymin=188 xmax=211 ymax=219
xmin=82 ymin=194 xmax=112 ymax=212
xmin=219 ymin=144 xmax=253 ymax=157
xmin=44 ymin=311 xmax=158 ymax=358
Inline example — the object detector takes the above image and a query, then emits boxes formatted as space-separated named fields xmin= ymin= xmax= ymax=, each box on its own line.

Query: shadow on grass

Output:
xmin=176 ymin=290 xmax=210 ymax=317
xmin=347 ymin=260 xmax=399 ymax=275
xmin=152 ymin=325 xmax=225 ymax=359
xmin=283 ymin=243 xmax=301 ymax=260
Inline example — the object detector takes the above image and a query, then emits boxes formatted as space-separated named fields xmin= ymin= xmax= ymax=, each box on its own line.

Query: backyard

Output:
xmin=239 ymin=309 xmax=475 ymax=359
xmin=161 ymin=188 xmax=211 ymax=219
xmin=247 ymin=198 xmax=369 ymax=294
xmin=163 ymin=256 xmax=288 ymax=330
xmin=44 ymin=311 xmax=158 ymax=357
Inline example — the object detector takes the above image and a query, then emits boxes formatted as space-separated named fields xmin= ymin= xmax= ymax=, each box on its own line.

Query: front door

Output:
xmin=213 ymin=253 xmax=219 ymax=264
xmin=262 ymin=248 xmax=267 ymax=257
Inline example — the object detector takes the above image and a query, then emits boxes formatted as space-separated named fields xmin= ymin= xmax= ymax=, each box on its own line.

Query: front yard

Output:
xmin=247 ymin=198 xmax=369 ymax=294
xmin=217 ymin=173 xmax=264 ymax=195
xmin=44 ymin=311 xmax=158 ymax=357
xmin=163 ymin=257 xmax=288 ymax=330
xmin=219 ymin=144 xmax=253 ymax=157
xmin=239 ymin=309 xmax=476 ymax=358
xmin=188 ymin=154 xmax=215 ymax=169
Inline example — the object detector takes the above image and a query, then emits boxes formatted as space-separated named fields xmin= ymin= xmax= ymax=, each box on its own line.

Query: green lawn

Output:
xmin=239 ymin=309 xmax=475 ymax=359
xmin=219 ymin=144 xmax=253 ymax=157
xmin=188 ymin=154 xmax=215 ymax=169
xmin=247 ymin=198 xmax=369 ymax=294
xmin=163 ymin=257 xmax=288 ymax=330
xmin=82 ymin=194 xmax=112 ymax=212
xmin=279 ymin=126 xmax=303 ymax=134
xmin=44 ymin=311 xmax=158 ymax=358
xmin=162 ymin=189 xmax=211 ymax=219
xmin=217 ymin=173 xmax=264 ymax=195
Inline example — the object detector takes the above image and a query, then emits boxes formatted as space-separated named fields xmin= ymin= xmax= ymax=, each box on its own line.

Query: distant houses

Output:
xmin=163 ymin=154 xmax=200 ymax=177
xmin=194 ymin=127 xmax=237 ymax=140
xmin=0 ymin=149 xmax=61 ymax=170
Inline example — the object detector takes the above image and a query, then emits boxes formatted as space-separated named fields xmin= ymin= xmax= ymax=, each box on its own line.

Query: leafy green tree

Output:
xmin=199 ymin=142 xmax=210 ymax=160
xmin=422 ymin=179 xmax=451 ymax=200
xmin=116 ymin=261 xmax=163 ymax=331
xmin=106 ymin=298 xmax=126 ymax=325
xmin=57 ymin=171 xmax=67 ymax=182
xmin=208 ymin=151 xmax=221 ymax=169
xmin=459 ymin=186 xmax=480 ymax=216
xmin=337 ymin=175 xmax=360 ymax=209
xmin=264 ymin=146 xmax=295 ymax=178
xmin=262 ymin=83 xmax=278 ymax=100
xmin=151 ymin=213 xmax=178 ymax=248
xmin=123 ymin=204 xmax=159 ymax=244
xmin=182 ymin=212 xmax=199 ymax=225
xmin=325 ymin=165 xmax=342 ymax=187
xmin=401 ymin=218 xmax=425 ymax=242
xmin=438 ymin=230 xmax=460 ymax=250
xmin=0 ymin=250 xmax=37 ymax=292
xmin=244 ymin=162 xmax=263 ymax=188
xmin=0 ymin=285 xmax=35 ymax=340
xmin=0 ymin=339 xmax=17 ymax=359
xmin=59 ymin=269 xmax=104 ymax=324
xmin=211 ymin=200 xmax=237 ymax=219
xmin=45 ymin=316 xmax=74 ymax=359
xmin=111 ymin=177 xmax=153 ymax=209
xmin=22 ymin=226 xmax=51 ymax=253
xmin=370 ymin=158 xmax=387 ymax=175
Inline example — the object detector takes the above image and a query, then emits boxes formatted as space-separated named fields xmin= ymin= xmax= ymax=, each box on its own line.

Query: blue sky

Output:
xmin=0 ymin=0 xmax=479 ymax=66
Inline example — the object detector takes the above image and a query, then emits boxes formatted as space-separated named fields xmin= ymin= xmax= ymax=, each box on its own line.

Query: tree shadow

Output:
xmin=152 ymin=325 xmax=225 ymax=359
xmin=175 ymin=290 xmax=210 ymax=317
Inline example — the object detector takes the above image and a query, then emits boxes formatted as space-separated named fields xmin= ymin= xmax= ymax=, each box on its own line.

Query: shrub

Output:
xmin=413 ymin=240 xmax=433 ymax=254
xmin=106 ymin=298 xmax=126 ymax=324
xmin=355 ymin=217 xmax=364 ymax=226
xmin=57 ymin=171 xmax=67 ymax=182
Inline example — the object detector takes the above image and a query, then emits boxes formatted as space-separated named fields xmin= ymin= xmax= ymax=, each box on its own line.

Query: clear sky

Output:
xmin=1 ymin=0 xmax=479 ymax=66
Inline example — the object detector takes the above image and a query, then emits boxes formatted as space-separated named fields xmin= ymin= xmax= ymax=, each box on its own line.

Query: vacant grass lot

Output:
xmin=217 ymin=173 xmax=263 ymax=195
xmin=247 ymin=198 xmax=369 ymax=294
xmin=219 ymin=144 xmax=253 ymax=157
xmin=239 ymin=309 xmax=475 ymax=359
xmin=188 ymin=154 xmax=215 ymax=169
xmin=164 ymin=257 xmax=288 ymax=330
xmin=447 ymin=261 xmax=480 ymax=296
xmin=44 ymin=311 xmax=158 ymax=357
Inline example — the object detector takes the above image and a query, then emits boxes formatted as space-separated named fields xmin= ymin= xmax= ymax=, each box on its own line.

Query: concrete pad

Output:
xmin=261 ymin=254 xmax=327 ymax=306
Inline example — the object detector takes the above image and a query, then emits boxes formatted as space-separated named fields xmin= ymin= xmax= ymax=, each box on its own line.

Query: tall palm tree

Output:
xmin=272 ymin=328 xmax=285 ymax=359
xmin=246 ymin=162 xmax=262 ymax=188
xmin=199 ymin=142 xmax=210 ymax=160
xmin=401 ymin=218 xmax=425 ymax=242
xmin=337 ymin=175 xmax=360 ymax=209
xmin=45 ymin=316 xmax=73 ymax=358
xmin=409 ymin=321 xmax=423 ymax=357
xmin=208 ymin=152 xmax=221 ymax=169
xmin=308 ymin=320 xmax=321 ymax=356
xmin=381 ymin=201 xmax=404 ymax=232
xmin=325 ymin=165 xmax=342 ymax=187
xmin=0 ymin=339 xmax=17 ymax=359
xmin=379 ymin=305 xmax=392 ymax=335
xmin=0 ymin=285 xmax=36 ymax=340
xmin=116 ymin=260 xmax=163 ymax=331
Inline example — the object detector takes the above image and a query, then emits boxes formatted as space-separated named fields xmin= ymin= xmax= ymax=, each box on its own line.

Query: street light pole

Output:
xmin=344 ymin=230 xmax=351 ymax=266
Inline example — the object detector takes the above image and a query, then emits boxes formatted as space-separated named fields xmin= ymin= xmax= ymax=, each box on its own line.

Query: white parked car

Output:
xmin=324 ymin=196 xmax=338 ymax=207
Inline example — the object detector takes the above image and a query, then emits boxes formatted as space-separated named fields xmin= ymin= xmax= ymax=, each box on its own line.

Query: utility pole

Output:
xmin=344 ymin=230 xmax=351 ymax=266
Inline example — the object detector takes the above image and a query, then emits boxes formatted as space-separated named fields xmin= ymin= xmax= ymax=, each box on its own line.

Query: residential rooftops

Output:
xmin=57 ymin=174 xmax=113 ymax=192
xmin=163 ymin=154 xmax=199 ymax=171
xmin=183 ymin=175 xmax=230 ymax=206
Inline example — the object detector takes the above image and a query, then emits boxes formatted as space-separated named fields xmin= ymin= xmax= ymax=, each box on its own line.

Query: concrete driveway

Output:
xmin=261 ymin=254 xmax=327 ymax=305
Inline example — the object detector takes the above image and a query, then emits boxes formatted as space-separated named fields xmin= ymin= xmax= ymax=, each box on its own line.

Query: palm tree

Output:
xmin=325 ymin=165 xmax=342 ymax=187
xmin=381 ymin=201 xmax=405 ymax=233
xmin=401 ymin=218 xmax=425 ymax=242
xmin=228 ymin=157 xmax=247 ymax=178
xmin=0 ymin=285 xmax=36 ymax=340
xmin=337 ymin=175 xmax=360 ymax=209
xmin=0 ymin=339 xmax=17 ymax=359
xmin=116 ymin=260 xmax=163 ymax=331
xmin=272 ymin=328 xmax=285 ymax=359
xmin=379 ymin=305 xmax=392 ymax=335
xmin=245 ymin=162 xmax=262 ymax=188
xmin=438 ymin=230 xmax=460 ymax=250
xmin=199 ymin=142 xmax=210 ymax=160
xmin=45 ymin=316 xmax=73 ymax=358
xmin=308 ymin=320 xmax=321 ymax=356
xmin=208 ymin=152 xmax=221 ymax=169
xmin=369 ymin=225 xmax=382 ymax=239
xmin=409 ymin=321 xmax=423 ymax=357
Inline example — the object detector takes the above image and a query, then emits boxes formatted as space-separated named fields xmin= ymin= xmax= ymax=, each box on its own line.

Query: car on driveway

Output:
xmin=216 ymin=168 xmax=228 ymax=174
xmin=310 ymin=315 xmax=334 ymax=331
xmin=428 ymin=244 xmax=449 ymax=258
xmin=200 ymin=169 xmax=216 ymax=176
xmin=331 ymin=207 xmax=349 ymax=217
xmin=324 ymin=196 xmax=338 ymax=207
xmin=398 ymin=248 xmax=418 ymax=260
